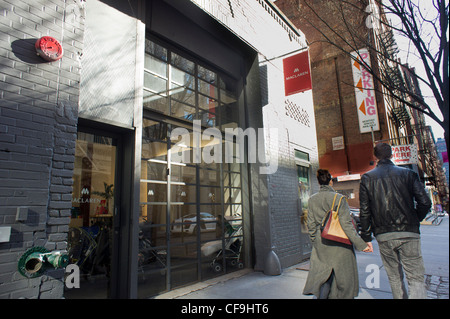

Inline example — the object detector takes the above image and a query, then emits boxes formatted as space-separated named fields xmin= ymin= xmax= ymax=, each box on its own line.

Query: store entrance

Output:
xmin=66 ymin=129 xmax=120 ymax=299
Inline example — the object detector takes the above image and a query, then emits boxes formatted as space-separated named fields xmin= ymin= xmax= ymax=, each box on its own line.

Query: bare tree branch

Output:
xmin=287 ymin=0 xmax=448 ymax=150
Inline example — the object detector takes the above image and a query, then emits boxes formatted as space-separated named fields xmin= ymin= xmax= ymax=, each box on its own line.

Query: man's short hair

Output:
xmin=374 ymin=143 xmax=392 ymax=160
xmin=317 ymin=169 xmax=332 ymax=185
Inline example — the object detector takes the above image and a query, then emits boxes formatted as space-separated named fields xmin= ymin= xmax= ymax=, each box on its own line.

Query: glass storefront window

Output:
xmin=138 ymin=39 xmax=244 ymax=297
xmin=198 ymin=94 xmax=218 ymax=112
xmin=144 ymin=72 xmax=167 ymax=95
xmin=145 ymin=39 xmax=167 ymax=61
xmin=171 ymin=66 xmax=195 ymax=88
xmin=171 ymin=100 xmax=196 ymax=122
xmin=145 ymin=54 xmax=167 ymax=77
xmin=198 ymin=64 xmax=217 ymax=84
xmin=171 ymin=51 xmax=195 ymax=74
xmin=199 ymin=83 xmax=218 ymax=101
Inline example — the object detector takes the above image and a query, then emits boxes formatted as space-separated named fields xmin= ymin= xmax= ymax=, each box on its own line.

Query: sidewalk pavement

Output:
xmin=155 ymin=259 xmax=391 ymax=299
xmin=156 ymin=216 xmax=449 ymax=300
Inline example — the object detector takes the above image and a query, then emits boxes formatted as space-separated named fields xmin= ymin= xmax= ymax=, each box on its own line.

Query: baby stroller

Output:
xmin=201 ymin=223 xmax=244 ymax=273
xmin=67 ymin=226 xmax=109 ymax=270
xmin=138 ymin=230 xmax=166 ymax=268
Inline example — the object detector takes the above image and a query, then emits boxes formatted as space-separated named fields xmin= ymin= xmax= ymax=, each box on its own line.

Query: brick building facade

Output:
xmin=275 ymin=0 xmax=392 ymax=206
xmin=275 ymin=0 xmax=443 ymax=209
xmin=0 ymin=0 xmax=318 ymax=299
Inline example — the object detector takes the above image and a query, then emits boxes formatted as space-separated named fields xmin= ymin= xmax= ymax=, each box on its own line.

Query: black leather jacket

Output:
xmin=359 ymin=159 xmax=432 ymax=242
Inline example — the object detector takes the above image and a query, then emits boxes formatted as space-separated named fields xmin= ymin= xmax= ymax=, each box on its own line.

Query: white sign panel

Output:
xmin=351 ymin=48 xmax=380 ymax=133
xmin=337 ymin=174 xmax=361 ymax=182
xmin=391 ymin=144 xmax=418 ymax=165
xmin=0 ymin=227 xmax=11 ymax=243
xmin=332 ymin=136 xmax=345 ymax=150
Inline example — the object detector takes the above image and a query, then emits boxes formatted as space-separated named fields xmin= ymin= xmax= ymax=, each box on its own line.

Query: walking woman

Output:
xmin=303 ymin=169 xmax=372 ymax=299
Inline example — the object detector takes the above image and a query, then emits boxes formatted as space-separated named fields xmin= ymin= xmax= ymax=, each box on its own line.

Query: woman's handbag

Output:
xmin=320 ymin=193 xmax=352 ymax=245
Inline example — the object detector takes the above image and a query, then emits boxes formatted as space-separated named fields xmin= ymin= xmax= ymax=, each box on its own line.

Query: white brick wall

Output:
xmin=261 ymin=55 xmax=319 ymax=265
xmin=261 ymin=57 xmax=319 ymax=265
xmin=191 ymin=0 xmax=307 ymax=59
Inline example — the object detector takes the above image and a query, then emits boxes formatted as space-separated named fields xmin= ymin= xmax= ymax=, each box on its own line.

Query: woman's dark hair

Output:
xmin=374 ymin=143 xmax=392 ymax=160
xmin=317 ymin=169 xmax=332 ymax=185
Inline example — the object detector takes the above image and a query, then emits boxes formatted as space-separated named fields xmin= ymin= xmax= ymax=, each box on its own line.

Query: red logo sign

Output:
xmin=283 ymin=51 xmax=312 ymax=96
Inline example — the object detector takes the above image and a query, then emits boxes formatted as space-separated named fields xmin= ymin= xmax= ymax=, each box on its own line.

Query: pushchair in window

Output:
xmin=201 ymin=223 xmax=244 ymax=273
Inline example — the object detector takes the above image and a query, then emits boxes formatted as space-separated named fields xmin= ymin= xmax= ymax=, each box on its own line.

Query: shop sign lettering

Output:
xmin=391 ymin=144 xmax=418 ymax=165
xmin=283 ymin=51 xmax=312 ymax=96
xmin=72 ymin=187 xmax=101 ymax=204
xmin=71 ymin=197 xmax=101 ymax=204
xmin=351 ymin=48 xmax=380 ymax=133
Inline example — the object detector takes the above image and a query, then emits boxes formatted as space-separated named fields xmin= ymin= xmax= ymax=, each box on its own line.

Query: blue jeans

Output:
xmin=378 ymin=238 xmax=427 ymax=299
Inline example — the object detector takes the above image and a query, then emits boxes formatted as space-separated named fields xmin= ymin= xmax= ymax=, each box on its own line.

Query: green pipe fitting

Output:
xmin=45 ymin=251 xmax=69 ymax=269
xmin=18 ymin=247 xmax=69 ymax=278
xmin=24 ymin=252 xmax=45 ymax=275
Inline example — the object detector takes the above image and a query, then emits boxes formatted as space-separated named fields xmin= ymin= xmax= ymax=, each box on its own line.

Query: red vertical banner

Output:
xmin=283 ymin=51 xmax=312 ymax=96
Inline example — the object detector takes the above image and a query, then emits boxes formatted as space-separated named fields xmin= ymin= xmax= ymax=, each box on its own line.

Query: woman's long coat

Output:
xmin=303 ymin=185 xmax=368 ymax=299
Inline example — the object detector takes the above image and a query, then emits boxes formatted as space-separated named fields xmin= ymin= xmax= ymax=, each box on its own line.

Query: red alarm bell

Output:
xmin=35 ymin=36 xmax=63 ymax=62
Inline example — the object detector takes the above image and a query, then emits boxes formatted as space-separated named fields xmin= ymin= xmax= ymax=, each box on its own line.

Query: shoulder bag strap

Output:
xmin=330 ymin=193 xmax=338 ymax=211
xmin=335 ymin=195 xmax=344 ymax=214
xmin=321 ymin=193 xmax=338 ymax=227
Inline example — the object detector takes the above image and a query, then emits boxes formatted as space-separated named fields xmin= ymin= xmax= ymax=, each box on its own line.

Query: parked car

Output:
xmin=171 ymin=212 xmax=216 ymax=235
xmin=349 ymin=207 xmax=362 ymax=234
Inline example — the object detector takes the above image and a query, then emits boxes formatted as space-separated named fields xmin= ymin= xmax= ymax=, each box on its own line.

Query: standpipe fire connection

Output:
xmin=18 ymin=247 xmax=69 ymax=278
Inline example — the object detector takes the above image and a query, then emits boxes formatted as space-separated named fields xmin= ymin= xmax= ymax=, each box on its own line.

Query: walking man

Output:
xmin=359 ymin=143 xmax=432 ymax=299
